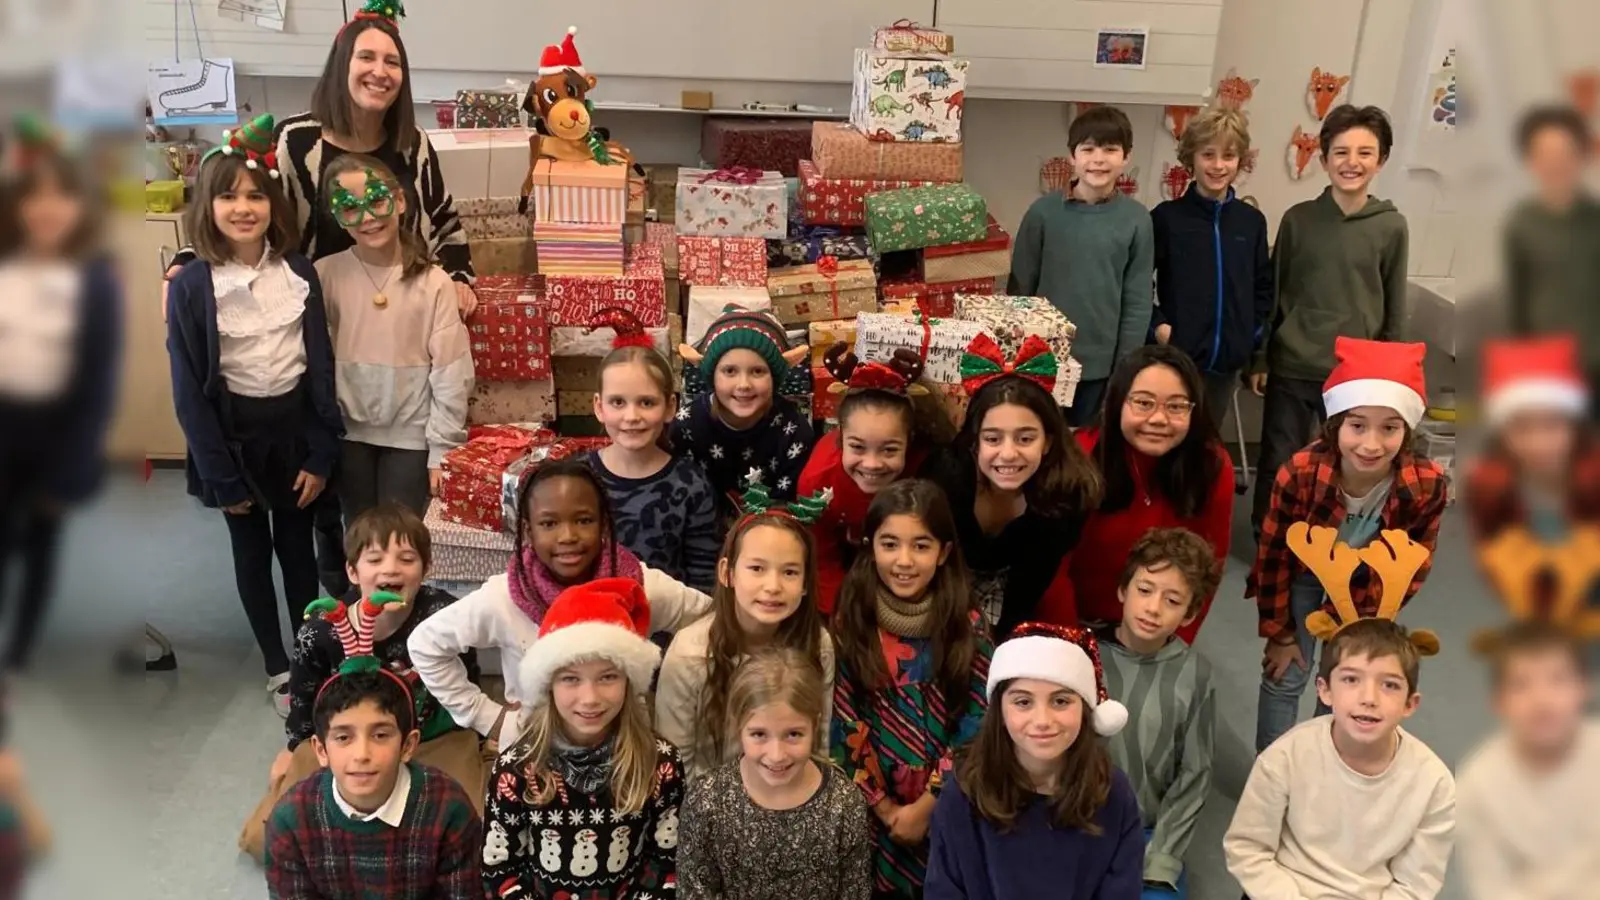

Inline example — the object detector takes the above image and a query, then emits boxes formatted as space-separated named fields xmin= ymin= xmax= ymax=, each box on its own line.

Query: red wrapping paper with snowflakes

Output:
xmin=880 ymin=275 xmax=997 ymax=318
xmin=797 ymin=158 xmax=936 ymax=227
xmin=676 ymin=235 xmax=768 ymax=287
xmin=466 ymin=276 xmax=551 ymax=382
xmin=438 ymin=426 xmax=608 ymax=532
xmin=543 ymin=255 xmax=668 ymax=327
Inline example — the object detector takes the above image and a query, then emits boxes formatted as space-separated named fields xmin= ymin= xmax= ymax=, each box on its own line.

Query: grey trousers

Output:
xmin=338 ymin=440 xmax=431 ymax=522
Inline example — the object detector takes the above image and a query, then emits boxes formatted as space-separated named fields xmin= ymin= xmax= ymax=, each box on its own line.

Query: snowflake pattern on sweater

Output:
xmin=668 ymin=394 xmax=815 ymax=523
xmin=482 ymin=740 xmax=683 ymax=900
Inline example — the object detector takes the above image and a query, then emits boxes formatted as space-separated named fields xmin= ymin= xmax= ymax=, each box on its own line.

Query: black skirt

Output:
xmin=188 ymin=388 xmax=311 ymax=511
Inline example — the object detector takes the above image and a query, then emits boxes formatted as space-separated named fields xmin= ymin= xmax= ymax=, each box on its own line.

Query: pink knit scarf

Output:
xmin=508 ymin=539 xmax=645 ymax=624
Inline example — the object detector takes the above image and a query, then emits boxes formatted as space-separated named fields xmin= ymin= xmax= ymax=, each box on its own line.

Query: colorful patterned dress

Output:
xmin=830 ymin=613 xmax=992 ymax=898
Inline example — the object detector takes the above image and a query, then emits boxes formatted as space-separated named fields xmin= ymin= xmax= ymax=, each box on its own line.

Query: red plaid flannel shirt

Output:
xmin=1463 ymin=442 xmax=1600 ymax=542
xmin=1246 ymin=439 xmax=1449 ymax=639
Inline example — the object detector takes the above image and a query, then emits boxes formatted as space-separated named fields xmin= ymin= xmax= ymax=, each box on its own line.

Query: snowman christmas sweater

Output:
xmin=481 ymin=738 xmax=684 ymax=899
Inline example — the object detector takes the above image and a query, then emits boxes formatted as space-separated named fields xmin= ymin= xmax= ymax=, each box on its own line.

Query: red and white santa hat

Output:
xmin=1321 ymin=336 xmax=1428 ymax=428
xmin=519 ymin=577 xmax=660 ymax=702
xmin=988 ymin=624 xmax=1128 ymax=736
xmin=1482 ymin=335 xmax=1588 ymax=427
xmin=537 ymin=26 xmax=585 ymax=77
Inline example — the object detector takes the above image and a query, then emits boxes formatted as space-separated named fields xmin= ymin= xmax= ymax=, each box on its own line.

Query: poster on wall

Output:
xmin=1427 ymin=48 xmax=1456 ymax=131
xmin=1287 ymin=125 xmax=1320 ymax=180
xmin=1306 ymin=68 xmax=1352 ymax=119
xmin=147 ymin=58 xmax=238 ymax=126
xmin=1094 ymin=28 xmax=1148 ymax=69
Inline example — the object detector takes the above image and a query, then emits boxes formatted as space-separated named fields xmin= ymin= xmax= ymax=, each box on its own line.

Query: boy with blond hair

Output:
xmin=1095 ymin=527 xmax=1219 ymax=898
xmin=1225 ymin=618 xmax=1455 ymax=900
xmin=1150 ymin=107 xmax=1272 ymax=428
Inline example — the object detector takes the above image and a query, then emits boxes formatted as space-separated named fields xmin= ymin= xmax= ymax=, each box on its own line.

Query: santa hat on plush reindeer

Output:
xmin=987 ymin=623 xmax=1128 ymax=736
xmin=1321 ymin=336 xmax=1429 ymax=428
xmin=538 ymin=26 xmax=586 ymax=76
xmin=1481 ymin=335 xmax=1588 ymax=427
xmin=519 ymin=578 xmax=662 ymax=701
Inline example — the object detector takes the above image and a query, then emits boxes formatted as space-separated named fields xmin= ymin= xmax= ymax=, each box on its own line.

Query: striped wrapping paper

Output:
xmin=530 ymin=159 xmax=629 ymax=224
xmin=537 ymin=240 xmax=625 ymax=277
xmin=532 ymin=221 xmax=624 ymax=243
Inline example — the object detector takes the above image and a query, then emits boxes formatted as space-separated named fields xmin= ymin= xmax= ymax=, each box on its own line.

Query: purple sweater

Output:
xmin=926 ymin=767 xmax=1146 ymax=900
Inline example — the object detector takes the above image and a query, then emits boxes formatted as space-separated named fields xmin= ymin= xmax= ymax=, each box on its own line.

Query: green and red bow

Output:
xmin=959 ymin=332 xmax=1057 ymax=397
xmin=203 ymin=113 xmax=280 ymax=179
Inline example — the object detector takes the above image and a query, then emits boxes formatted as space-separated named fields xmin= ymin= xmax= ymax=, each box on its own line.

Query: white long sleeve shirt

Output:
xmin=406 ymin=565 xmax=712 ymax=747
xmin=1224 ymin=716 xmax=1456 ymax=900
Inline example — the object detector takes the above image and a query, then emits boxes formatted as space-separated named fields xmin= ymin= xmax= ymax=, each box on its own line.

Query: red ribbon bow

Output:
xmin=816 ymin=254 xmax=841 ymax=317
xmin=698 ymin=166 xmax=763 ymax=185
xmin=884 ymin=19 xmax=942 ymax=51
xmin=960 ymin=333 xmax=1058 ymax=397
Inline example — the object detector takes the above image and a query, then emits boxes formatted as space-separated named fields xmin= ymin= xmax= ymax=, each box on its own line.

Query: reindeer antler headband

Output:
xmin=1286 ymin=523 xmax=1440 ymax=655
xmin=306 ymin=591 xmax=415 ymax=709
xmin=822 ymin=312 xmax=932 ymax=398
xmin=1473 ymin=526 xmax=1600 ymax=653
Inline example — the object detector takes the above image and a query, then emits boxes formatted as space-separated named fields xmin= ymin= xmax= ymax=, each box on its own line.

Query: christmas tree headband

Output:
xmin=822 ymin=313 xmax=931 ymax=397
xmin=201 ymin=114 xmax=280 ymax=179
xmin=959 ymin=332 xmax=1058 ymax=397
xmin=306 ymin=591 xmax=415 ymax=713
xmin=1473 ymin=526 xmax=1600 ymax=653
xmin=736 ymin=468 xmax=832 ymax=526
xmin=587 ymin=307 xmax=658 ymax=352
xmin=9 ymin=113 xmax=58 ymax=172
xmin=1286 ymin=522 xmax=1440 ymax=655
xmin=342 ymin=0 xmax=404 ymax=33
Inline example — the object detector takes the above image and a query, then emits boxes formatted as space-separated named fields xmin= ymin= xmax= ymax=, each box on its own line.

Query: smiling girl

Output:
xmin=408 ymin=460 xmax=712 ymax=748
xmin=169 ymin=116 xmax=344 ymax=716
xmin=317 ymin=153 xmax=471 ymax=519
xmin=926 ymin=624 xmax=1143 ymax=900
xmin=799 ymin=342 xmax=953 ymax=614
xmin=1250 ymin=337 xmax=1447 ymax=752
xmin=679 ymin=648 xmax=872 ymax=900
xmin=656 ymin=487 xmax=834 ymax=777
xmin=480 ymin=579 xmax=682 ymax=899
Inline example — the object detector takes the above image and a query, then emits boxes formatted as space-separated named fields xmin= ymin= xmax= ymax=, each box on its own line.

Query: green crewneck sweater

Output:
xmin=1007 ymin=190 xmax=1155 ymax=381
xmin=1260 ymin=187 xmax=1409 ymax=380
xmin=1504 ymin=194 xmax=1600 ymax=371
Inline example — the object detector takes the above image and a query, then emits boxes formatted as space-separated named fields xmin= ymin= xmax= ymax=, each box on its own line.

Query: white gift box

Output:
xmin=675 ymin=167 xmax=788 ymax=239
xmin=686 ymin=286 xmax=773 ymax=347
xmin=850 ymin=50 xmax=968 ymax=143
xmin=855 ymin=312 xmax=986 ymax=384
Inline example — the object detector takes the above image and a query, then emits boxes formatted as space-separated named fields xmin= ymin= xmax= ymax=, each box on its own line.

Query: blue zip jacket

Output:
xmin=166 ymin=253 xmax=343 ymax=508
xmin=1149 ymin=185 xmax=1273 ymax=375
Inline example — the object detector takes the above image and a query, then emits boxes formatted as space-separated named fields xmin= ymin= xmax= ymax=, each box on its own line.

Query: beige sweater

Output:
xmin=315 ymin=253 xmax=472 ymax=467
xmin=1223 ymin=716 xmax=1456 ymax=900
xmin=1456 ymin=720 xmax=1600 ymax=900
xmin=655 ymin=615 xmax=835 ymax=779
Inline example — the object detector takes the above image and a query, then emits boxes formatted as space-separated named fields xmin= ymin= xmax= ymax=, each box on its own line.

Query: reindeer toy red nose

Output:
xmin=569 ymin=109 xmax=580 ymax=121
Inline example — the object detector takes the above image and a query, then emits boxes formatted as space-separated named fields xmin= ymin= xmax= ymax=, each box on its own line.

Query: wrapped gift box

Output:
xmin=550 ymin=324 xmax=672 ymax=357
xmin=855 ymin=311 xmax=985 ymax=384
xmin=813 ymin=366 xmax=967 ymax=426
xmin=529 ymin=159 xmax=629 ymax=224
xmin=643 ymin=164 xmax=680 ymax=222
xmin=532 ymin=221 xmax=624 ymax=243
xmin=677 ymin=235 xmax=768 ymax=287
xmin=470 ymin=237 xmax=538 ymax=276
xmin=850 ymin=51 xmax=968 ymax=143
xmin=686 ymin=285 xmax=772 ymax=346
xmin=454 ymin=88 xmax=522 ymax=129
xmin=954 ymin=294 xmax=1079 ymax=406
xmin=552 ymin=356 xmax=603 ymax=392
xmin=872 ymin=20 xmax=956 ymax=55
xmin=437 ymin=424 xmax=550 ymax=531
xmin=768 ymin=222 xmax=874 ymax=270
xmin=922 ymin=215 xmax=1011 ymax=282
xmin=807 ymin=318 xmax=857 ymax=367
xmin=458 ymin=196 xmax=535 ymax=240
xmin=536 ymin=240 xmax=625 ymax=277
xmin=864 ymin=183 xmax=988 ymax=254
xmin=881 ymin=275 xmax=998 ymax=318
xmin=812 ymin=121 xmax=963 ymax=182
xmin=700 ymin=119 xmax=814 ymax=178
xmin=465 ymin=379 xmax=556 ymax=425
xmin=767 ymin=259 xmax=878 ymax=325
xmin=544 ymin=255 xmax=668 ymax=326
xmin=644 ymin=222 xmax=680 ymax=275
xmin=1059 ymin=356 xmax=1082 ymax=409
xmin=424 ymin=499 xmax=515 ymax=583
xmin=797 ymin=159 xmax=936 ymax=227
xmin=676 ymin=167 xmax=787 ymax=239
xmin=557 ymin=390 xmax=595 ymax=417
xmin=466 ymin=280 xmax=551 ymax=382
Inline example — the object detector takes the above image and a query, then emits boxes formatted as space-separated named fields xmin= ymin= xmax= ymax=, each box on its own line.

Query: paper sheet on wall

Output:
xmin=1409 ymin=47 xmax=1456 ymax=176
xmin=218 ymin=0 xmax=286 ymax=32
xmin=148 ymin=58 xmax=238 ymax=126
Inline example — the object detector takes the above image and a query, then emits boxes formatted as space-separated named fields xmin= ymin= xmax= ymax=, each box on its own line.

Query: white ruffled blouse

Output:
xmin=0 ymin=260 xmax=83 ymax=403
xmin=212 ymin=248 xmax=310 ymax=399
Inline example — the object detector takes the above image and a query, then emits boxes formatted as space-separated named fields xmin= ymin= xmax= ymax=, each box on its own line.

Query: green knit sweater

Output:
xmin=1007 ymin=191 xmax=1155 ymax=381
xmin=1503 ymin=195 xmax=1600 ymax=371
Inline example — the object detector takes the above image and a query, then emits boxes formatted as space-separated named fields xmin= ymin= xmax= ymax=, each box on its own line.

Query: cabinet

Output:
xmin=106 ymin=214 xmax=187 ymax=462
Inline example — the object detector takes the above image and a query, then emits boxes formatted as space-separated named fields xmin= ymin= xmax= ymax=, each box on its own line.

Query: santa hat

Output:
xmin=538 ymin=26 xmax=585 ymax=76
xmin=518 ymin=578 xmax=661 ymax=702
xmin=1321 ymin=337 xmax=1428 ymax=428
xmin=1482 ymin=335 xmax=1588 ymax=427
xmin=987 ymin=624 xmax=1128 ymax=736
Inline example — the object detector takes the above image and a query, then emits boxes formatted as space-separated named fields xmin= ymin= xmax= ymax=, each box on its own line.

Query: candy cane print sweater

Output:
xmin=407 ymin=565 xmax=712 ymax=747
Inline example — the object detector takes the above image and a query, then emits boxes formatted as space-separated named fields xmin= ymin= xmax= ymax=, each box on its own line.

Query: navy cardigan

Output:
xmin=1149 ymin=185 xmax=1273 ymax=375
xmin=165 ymin=253 xmax=343 ymax=508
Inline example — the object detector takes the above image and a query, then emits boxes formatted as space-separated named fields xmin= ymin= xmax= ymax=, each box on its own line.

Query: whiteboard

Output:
xmin=147 ymin=0 xmax=935 ymax=84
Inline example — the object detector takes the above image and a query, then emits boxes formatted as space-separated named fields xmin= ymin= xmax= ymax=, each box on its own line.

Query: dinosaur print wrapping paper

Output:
xmin=675 ymin=167 xmax=789 ymax=239
xmin=850 ymin=50 xmax=968 ymax=143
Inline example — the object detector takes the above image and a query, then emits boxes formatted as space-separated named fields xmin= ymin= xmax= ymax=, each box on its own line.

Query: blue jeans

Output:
xmin=1140 ymin=828 xmax=1187 ymax=900
xmin=1255 ymin=572 xmax=1332 ymax=753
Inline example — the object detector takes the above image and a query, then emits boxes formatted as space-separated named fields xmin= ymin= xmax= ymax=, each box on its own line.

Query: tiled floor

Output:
xmin=22 ymin=469 xmax=1501 ymax=899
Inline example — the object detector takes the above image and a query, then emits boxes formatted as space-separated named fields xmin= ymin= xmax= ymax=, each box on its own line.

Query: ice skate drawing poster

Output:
xmin=148 ymin=58 xmax=238 ymax=126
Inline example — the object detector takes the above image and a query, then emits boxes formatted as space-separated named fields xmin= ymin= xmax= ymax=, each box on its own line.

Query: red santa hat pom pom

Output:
xmin=518 ymin=577 xmax=661 ymax=702
xmin=1321 ymin=336 xmax=1428 ymax=428
xmin=988 ymin=624 xmax=1128 ymax=736
xmin=1482 ymin=335 xmax=1588 ymax=427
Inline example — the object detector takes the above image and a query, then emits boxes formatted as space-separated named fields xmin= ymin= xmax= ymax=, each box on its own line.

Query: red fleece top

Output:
xmin=797 ymin=430 xmax=926 ymax=615
xmin=1040 ymin=427 xmax=1234 ymax=643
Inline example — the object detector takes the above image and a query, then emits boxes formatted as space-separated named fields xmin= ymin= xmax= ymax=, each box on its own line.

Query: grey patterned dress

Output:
xmin=678 ymin=760 xmax=873 ymax=900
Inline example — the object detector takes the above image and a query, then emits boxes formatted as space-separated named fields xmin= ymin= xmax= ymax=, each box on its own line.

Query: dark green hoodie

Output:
xmin=1256 ymin=187 xmax=1409 ymax=379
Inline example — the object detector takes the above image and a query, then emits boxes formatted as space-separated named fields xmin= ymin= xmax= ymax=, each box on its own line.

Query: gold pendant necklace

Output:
xmin=355 ymin=254 xmax=397 ymax=308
